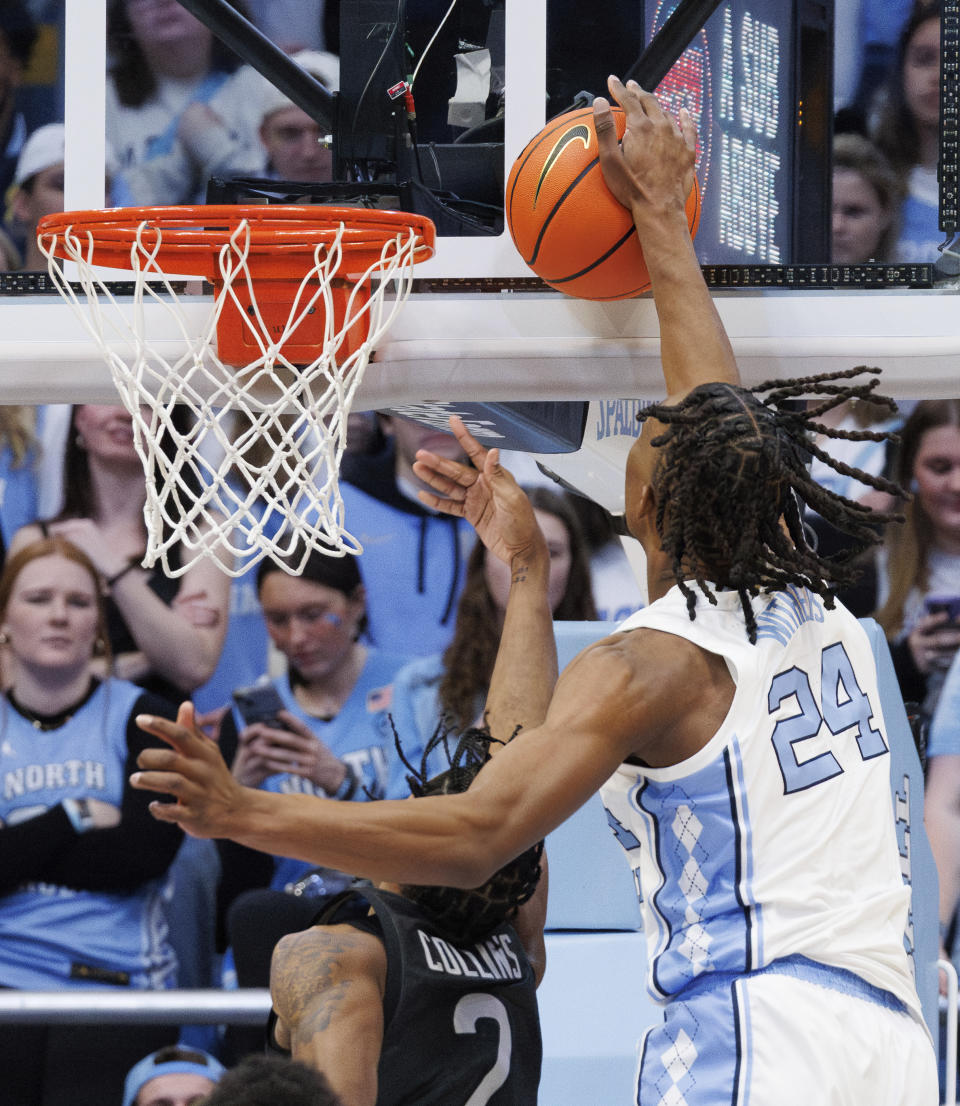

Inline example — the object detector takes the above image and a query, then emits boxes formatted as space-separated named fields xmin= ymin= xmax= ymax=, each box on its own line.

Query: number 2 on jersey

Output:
xmin=454 ymin=993 xmax=511 ymax=1106
xmin=768 ymin=642 xmax=888 ymax=794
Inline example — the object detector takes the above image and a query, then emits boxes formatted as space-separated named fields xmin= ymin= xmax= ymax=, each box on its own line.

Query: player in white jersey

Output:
xmin=602 ymin=584 xmax=929 ymax=1101
xmin=604 ymin=584 xmax=912 ymax=1004
xmin=133 ymin=78 xmax=938 ymax=1102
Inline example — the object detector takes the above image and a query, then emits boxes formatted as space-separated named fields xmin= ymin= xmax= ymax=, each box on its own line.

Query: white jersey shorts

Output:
xmin=634 ymin=956 xmax=938 ymax=1105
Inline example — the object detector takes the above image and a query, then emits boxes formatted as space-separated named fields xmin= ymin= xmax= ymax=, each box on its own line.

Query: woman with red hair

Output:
xmin=0 ymin=537 xmax=183 ymax=1105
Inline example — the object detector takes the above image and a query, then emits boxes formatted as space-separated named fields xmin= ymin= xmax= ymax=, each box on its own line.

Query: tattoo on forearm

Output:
xmin=299 ymin=982 xmax=352 ymax=1040
xmin=512 ymin=562 xmax=530 ymax=584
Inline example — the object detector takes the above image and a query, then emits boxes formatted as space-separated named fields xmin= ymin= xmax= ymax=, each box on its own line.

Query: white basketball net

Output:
xmin=39 ymin=217 xmax=423 ymax=577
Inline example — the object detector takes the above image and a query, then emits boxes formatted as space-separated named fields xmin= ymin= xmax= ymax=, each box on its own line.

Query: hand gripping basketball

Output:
xmin=596 ymin=77 xmax=699 ymax=223
xmin=505 ymin=79 xmax=700 ymax=300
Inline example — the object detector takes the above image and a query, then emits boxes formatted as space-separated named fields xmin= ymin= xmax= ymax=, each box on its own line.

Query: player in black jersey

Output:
xmin=266 ymin=457 xmax=552 ymax=1106
xmin=268 ymin=727 xmax=545 ymax=1106
xmin=265 ymin=458 xmax=551 ymax=1106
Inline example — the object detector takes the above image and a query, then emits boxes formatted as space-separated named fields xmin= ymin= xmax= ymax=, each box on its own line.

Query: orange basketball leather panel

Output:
xmin=506 ymin=107 xmax=700 ymax=301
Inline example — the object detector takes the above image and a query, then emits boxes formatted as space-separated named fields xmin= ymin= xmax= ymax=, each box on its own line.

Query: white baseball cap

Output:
xmin=260 ymin=49 xmax=340 ymax=123
xmin=13 ymin=123 xmax=64 ymax=187
xmin=14 ymin=121 xmax=118 ymax=188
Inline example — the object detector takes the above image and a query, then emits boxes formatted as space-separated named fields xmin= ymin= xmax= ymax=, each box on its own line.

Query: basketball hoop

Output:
xmin=36 ymin=205 xmax=435 ymax=577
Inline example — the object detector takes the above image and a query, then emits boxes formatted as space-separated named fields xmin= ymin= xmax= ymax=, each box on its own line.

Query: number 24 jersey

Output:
xmin=600 ymin=584 xmax=921 ymax=1021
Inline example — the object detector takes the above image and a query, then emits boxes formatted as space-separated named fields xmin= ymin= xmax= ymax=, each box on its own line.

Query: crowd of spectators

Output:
xmin=0 ymin=0 xmax=339 ymax=274
xmin=0 ymin=1 xmax=957 ymax=1101
xmin=835 ymin=0 xmax=946 ymax=265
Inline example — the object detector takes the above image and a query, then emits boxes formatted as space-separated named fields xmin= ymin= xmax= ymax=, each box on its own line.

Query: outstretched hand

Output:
xmin=413 ymin=415 xmax=546 ymax=568
xmin=594 ymin=75 xmax=697 ymax=223
xmin=131 ymin=701 xmax=247 ymax=838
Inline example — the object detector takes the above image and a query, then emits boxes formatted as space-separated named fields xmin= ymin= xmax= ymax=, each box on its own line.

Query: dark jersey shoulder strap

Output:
xmin=325 ymin=887 xmax=410 ymax=1027
xmin=267 ymin=885 xmax=407 ymax=1053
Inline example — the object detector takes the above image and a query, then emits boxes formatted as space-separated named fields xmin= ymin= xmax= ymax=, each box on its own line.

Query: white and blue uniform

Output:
xmin=0 ymin=680 xmax=181 ymax=990
xmin=600 ymin=584 xmax=937 ymax=1104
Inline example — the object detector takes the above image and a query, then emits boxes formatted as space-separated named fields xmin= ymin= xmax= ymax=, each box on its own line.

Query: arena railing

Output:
xmin=0 ymin=988 xmax=272 ymax=1025
xmin=0 ymin=978 xmax=956 ymax=1106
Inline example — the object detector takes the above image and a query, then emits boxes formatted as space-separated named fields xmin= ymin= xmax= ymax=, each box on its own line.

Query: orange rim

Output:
xmin=37 ymin=204 xmax=436 ymax=280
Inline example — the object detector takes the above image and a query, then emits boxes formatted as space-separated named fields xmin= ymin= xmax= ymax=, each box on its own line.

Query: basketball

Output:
xmin=505 ymin=106 xmax=701 ymax=300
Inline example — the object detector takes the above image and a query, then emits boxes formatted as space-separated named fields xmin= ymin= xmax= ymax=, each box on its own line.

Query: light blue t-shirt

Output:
xmin=0 ymin=438 xmax=38 ymax=559
xmin=192 ymin=570 xmax=269 ymax=714
xmin=233 ymin=649 xmax=419 ymax=891
xmin=387 ymin=652 xmax=500 ymax=784
xmin=928 ymin=651 xmax=960 ymax=758
xmin=338 ymin=481 xmax=472 ymax=658
xmin=894 ymin=166 xmax=943 ymax=264
xmin=0 ymin=680 xmax=176 ymax=989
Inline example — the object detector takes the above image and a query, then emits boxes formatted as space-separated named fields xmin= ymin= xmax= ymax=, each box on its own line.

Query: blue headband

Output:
xmin=122 ymin=1051 xmax=226 ymax=1106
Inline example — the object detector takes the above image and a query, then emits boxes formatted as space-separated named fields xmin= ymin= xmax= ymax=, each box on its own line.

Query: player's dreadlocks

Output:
xmin=639 ymin=365 xmax=905 ymax=642
xmin=392 ymin=722 xmax=544 ymax=944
